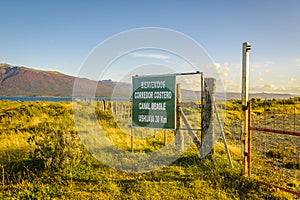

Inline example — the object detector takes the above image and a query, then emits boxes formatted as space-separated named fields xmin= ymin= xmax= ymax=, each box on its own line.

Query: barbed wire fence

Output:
xmin=94 ymin=95 xmax=300 ymax=196
xmin=249 ymin=98 xmax=300 ymax=195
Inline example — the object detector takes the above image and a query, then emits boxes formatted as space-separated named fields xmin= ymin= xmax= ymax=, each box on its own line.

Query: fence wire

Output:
xmin=96 ymin=97 xmax=300 ymax=195
xmin=250 ymin=98 xmax=300 ymax=193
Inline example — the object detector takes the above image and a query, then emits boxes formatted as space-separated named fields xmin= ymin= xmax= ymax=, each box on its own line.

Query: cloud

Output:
xmin=287 ymin=78 xmax=296 ymax=84
xmin=222 ymin=79 xmax=236 ymax=88
xmin=212 ymin=62 xmax=232 ymax=77
xmin=216 ymin=72 xmax=229 ymax=77
xmin=265 ymin=68 xmax=271 ymax=73
xmin=129 ymin=52 xmax=171 ymax=60
xmin=296 ymin=58 xmax=300 ymax=67
xmin=217 ymin=78 xmax=241 ymax=92
xmin=216 ymin=62 xmax=230 ymax=71
xmin=214 ymin=63 xmax=221 ymax=70
xmin=251 ymin=84 xmax=300 ymax=95
xmin=251 ymin=84 xmax=284 ymax=92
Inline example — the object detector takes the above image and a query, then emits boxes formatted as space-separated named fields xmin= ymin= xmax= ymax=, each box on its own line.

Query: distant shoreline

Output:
xmin=0 ymin=96 xmax=131 ymax=102
xmin=0 ymin=94 xmax=298 ymax=102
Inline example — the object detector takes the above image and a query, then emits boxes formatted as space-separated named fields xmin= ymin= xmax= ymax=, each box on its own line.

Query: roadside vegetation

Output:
xmin=0 ymin=99 xmax=298 ymax=199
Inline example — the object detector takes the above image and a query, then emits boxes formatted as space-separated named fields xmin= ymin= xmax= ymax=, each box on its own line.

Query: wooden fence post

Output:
xmin=164 ymin=130 xmax=167 ymax=146
xmin=102 ymin=100 xmax=106 ymax=111
xmin=201 ymin=78 xmax=216 ymax=159
xmin=175 ymin=84 xmax=184 ymax=151
xmin=131 ymin=127 xmax=134 ymax=152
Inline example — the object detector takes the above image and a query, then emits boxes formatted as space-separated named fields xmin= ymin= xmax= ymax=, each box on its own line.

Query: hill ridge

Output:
xmin=0 ymin=63 xmax=130 ymax=97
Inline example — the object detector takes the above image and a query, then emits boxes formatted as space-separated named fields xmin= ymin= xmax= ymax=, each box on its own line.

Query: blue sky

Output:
xmin=1 ymin=0 xmax=300 ymax=94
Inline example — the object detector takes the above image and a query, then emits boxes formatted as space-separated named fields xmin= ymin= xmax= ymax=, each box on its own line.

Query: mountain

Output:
xmin=0 ymin=63 xmax=131 ymax=97
xmin=0 ymin=63 xmax=297 ymax=99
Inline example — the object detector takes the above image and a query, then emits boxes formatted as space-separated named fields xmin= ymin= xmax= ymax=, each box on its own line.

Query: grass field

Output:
xmin=0 ymin=99 xmax=299 ymax=199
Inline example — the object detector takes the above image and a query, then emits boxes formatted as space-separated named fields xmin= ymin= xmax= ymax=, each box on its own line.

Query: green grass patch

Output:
xmin=0 ymin=99 xmax=298 ymax=199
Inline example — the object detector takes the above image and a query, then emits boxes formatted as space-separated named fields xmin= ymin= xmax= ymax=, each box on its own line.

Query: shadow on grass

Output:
xmin=0 ymin=158 xmax=44 ymax=184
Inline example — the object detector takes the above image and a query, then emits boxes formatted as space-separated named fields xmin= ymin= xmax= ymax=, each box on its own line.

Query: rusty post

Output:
xmin=247 ymin=101 xmax=251 ymax=177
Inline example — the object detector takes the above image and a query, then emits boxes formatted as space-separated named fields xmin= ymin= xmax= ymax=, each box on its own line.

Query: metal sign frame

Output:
xmin=131 ymin=71 xmax=203 ymax=130
xmin=131 ymin=75 xmax=177 ymax=129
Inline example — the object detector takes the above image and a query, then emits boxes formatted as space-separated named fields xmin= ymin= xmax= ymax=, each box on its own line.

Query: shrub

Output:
xmin=28 ymin=121 xmax=84 ymax=170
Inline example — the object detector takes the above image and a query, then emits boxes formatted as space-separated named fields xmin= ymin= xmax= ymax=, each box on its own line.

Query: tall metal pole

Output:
xmin=241 ymin=42 xmax=251 ymax=176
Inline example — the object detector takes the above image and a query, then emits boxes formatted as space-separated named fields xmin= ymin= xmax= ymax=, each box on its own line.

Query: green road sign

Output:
xmin=132 ymin=75 xmax=176 ymax=129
